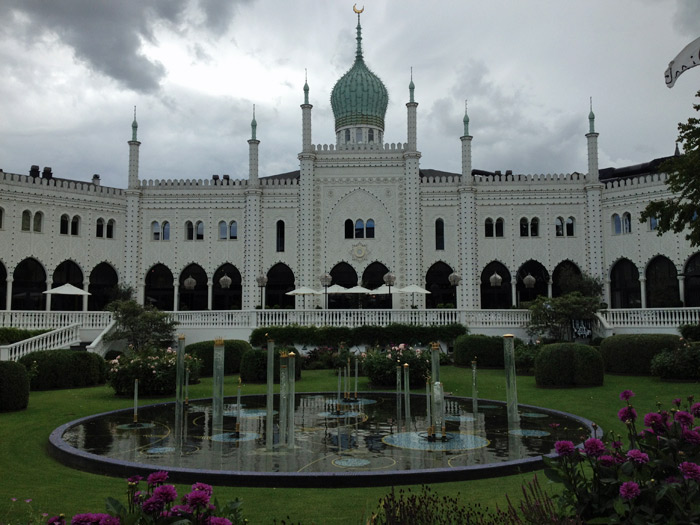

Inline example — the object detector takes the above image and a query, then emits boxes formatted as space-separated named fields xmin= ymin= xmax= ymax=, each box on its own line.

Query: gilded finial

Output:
xmin=353 ymin=4 xmax=364 ymax=14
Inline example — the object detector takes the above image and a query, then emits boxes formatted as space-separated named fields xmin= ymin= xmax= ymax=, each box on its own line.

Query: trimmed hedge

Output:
xmin=0 ymin=327 xmax=49 ymax=345
xmin=239 ymin=348 xmax=302 ymax=383
xmin=186 ymin=340 xmax=252 ymax=377
xmin=535 ymin=343 xmax=604 ymax=387
xmin=249 ymin=323 xmax=467 ymax=348
xmin=453 ymin=334 xmax=524 ymax=368
xmin=600 ymin=334 xmax=682 ymax=375
xmin=18 ymin=350 xmax=106 ymax=390
xmin=650 ymin=342 xmax=700 ymax=381
xmin=680 ymin=324 xmax=700 ymax=342
xmin=0 ymin=361 xmax=30 ymax=411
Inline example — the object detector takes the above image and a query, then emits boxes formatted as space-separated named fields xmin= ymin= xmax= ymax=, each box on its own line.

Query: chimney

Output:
xmin=505 ymin=170 xmax=513 ymax=176
xmin=212 ymin=174 xmax=220 ymax=181
xmin=30 ymin=165 xmax=40 ymax=178
xmin=222 ymin=174 xmax=230 ymax=181
xmin=42 ymin=167 xmax=53 ymax=179
xmin=92 ymin=174 xmax=101 ymax=186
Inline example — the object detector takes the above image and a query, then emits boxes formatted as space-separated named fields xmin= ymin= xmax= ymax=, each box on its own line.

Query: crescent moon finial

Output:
xmin=353 ymin=4 xmax=364 ymax=14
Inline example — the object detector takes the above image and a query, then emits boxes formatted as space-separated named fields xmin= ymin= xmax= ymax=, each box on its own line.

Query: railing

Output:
xmin=0 ymin=311 xmax=112 ymax=330
xmin=0 ymin=324 xmax=81 ymax=361
xmin=599 ymin=307 xmax=700 ymax=328
xmin=85 ymin=320 xmax=118 ymax=357
xmin=172 ymin=311 xmax=256 ymax=328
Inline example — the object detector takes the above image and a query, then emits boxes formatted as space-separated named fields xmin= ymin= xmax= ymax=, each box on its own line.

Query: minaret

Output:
xmin=403 ymin=70 xmax=421 ymax=307
xmin=128 ymin=107 xmax=141 ymax=189
xmin=248 ymin=105 xmax=259 ymax=185
xmin=299 ymin=74 xmax=317 ymax=299
xmin=302 ymin=70 xmax=313 ymax=152
xmin=406 ymin=68 xmax=418 ymax=151
xmin=460 ymin=100 xmax=473 ymax=186
xmin=586 ymin=98 xmax=599 ymax=179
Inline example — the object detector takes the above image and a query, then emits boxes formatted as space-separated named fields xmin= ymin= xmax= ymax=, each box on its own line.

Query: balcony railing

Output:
xmin=0 ymin=323 xmax=81 ymax=361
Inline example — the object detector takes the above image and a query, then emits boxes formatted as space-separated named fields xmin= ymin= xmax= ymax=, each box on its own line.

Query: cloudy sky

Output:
xmin=1 ymin=0 xmax=699 ymax=188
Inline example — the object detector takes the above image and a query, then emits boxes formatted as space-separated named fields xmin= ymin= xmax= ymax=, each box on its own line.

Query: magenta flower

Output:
xmin=98 ymin=517 xmax=120 ymax=525
xmin=598 ymin=455 xmax=617 ymax=467
xmin=47 ymin=516 xmax=66 ymax=525
xmin=153 ymin=484 xmax=178 ymax=503
xmin=618 ymin=406 xmax=637 ymax=422
xmin=127 ymin=475 xmax=143 ymax=484
xmin=683 ymin=429 xmax=700 ymax=445
xmin=141 ymin=496 xmax=165 ymax=514
xmin=185 ymin=490 xmax=211 ymax=508
xmin=169 ymin=504 xmax=193 ymax=516
xmin=644 ymin=412 xmax=663 ymax=427
xmin=619 ymin=481 xmax=640 ymax=500
xmin=626 ymin=449 xmax=649 ymax=464
xmin=146 ymin=471 xmax=169 ymax=486
xmin=554 ymin=440 xmax=576 ymax=456
xmin=691 ymin=402 xmax=700 ymax=418
xmin=619 ymin=390 xmax=635 ymax=401
xmin=675 ymin=411 xmax=694 ymax=428
xmin=673 ymin=398 xmax=682 ymax=407
xmin=208 ymin=518 xmax=233 ymax=525
xmin=71 ymin=513 xmax=112 ymax=525
xmin=191 ymin=482 xmax=213 ymax=496
xmin=611 ymin=440 xmax=623 ymax=450
xmin=583 ymin=438 xmax=606 ymax=457
xmin=679 ymin=461 xmax=700 ymax=481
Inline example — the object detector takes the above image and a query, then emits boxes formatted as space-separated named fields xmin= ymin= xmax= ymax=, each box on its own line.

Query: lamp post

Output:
xmin=256 ymin=274 xmax=268 ymax=309
xmin=320 ymin=272 xmax=332 ymax=309
xmin=383 ymin=271 xmax=396 ymax=309
xmin=523 ymin=272 xmax=536 ymax=303
xmin=448 ymin=272 xmax=461 ymax=309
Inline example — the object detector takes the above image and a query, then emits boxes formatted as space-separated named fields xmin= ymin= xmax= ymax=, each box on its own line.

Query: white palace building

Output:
xmin=1 ymin=13 xmax=699 ymax=356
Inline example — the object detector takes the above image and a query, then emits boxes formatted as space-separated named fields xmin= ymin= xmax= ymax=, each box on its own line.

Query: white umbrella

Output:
xmin=370 ymin=284 xmax=405 ymax=295
xmin=326 ymin=284 xmax=350 ymax=294
xmin=43 ymin=283 xmax=90 ymax=296
xmin=398 ymin=284 xmax=430 ymax=307
xmin=344 ymin=285 xmax=371 ymax=294
xmin=286 ymin=286 xmax=321 ymax=308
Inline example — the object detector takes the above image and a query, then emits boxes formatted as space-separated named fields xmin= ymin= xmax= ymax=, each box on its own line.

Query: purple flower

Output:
xmin=598 ymin=455 xmax=617 ymax=467
xmin=185 ymin=490 xmax=211 ymax=508
xmin=554 ymin=440 xmax=576 ymax=456
xmin=679 ymin=461 xmax=700 ymax=481
xmin=683 ymin=428 xmax=700 ymax=445
xmin=126 ymin=475 xmax=143 ymax=484
xmin=618 ymin=406 xmax=637 ymax=423
xmin=47 ymin=516 xmax=66 ymax=525
xmin=675 ymin=411 xmax=694 ymax=428
xmin=583 ymin=438 xmax=606 ymax=457
xmin=619 ymin=481 xmax=640 ymax=500
xmin=169 ymin=504 xmax=193 ymax=516
xmin=141 ymin=496 xmax=165 ymax=514
xmin=674 ymin=398 xmax=682 ymax=407
xmin=153 ymin=484 xmax=177 ymax=503
xmin=644 ymin=412 xmax=663 ymax=428
xmin=207 ymin=518 xmax=233 ymax=525
xmin=71 ymin=514 xmax=112 ymax=525
xmin=611 ymin=440 xmax=623 ymax=450
xmin=620 ymin=390 xmax=635 ymax=401
xmin=146 ymin=471 xmax=169 ymax=487
xmin=626 ymin=449 xmax=649 ymax=464
xmin=191 ymin=482 xmax=213 ymax=496
xmin=98 ymin=517 xmax=120 ymax=525
xmin=691 ymin=403 xmax=700 ymax=418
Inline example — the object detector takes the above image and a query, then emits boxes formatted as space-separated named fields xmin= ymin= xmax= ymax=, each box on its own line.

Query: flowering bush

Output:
xmin=361 ymin=344 xmax=430 ymax=389
xmin=544 ymin=390 xmax=700 ymax=523
xmin=650 ymin=337 xmax=700 ymax=380
xmin=107 ymin=347 xmax=202 ymax=396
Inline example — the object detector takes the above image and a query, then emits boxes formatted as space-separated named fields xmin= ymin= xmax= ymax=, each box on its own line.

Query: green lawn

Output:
xmin=0 ymin=367 xmax=695 ymax=524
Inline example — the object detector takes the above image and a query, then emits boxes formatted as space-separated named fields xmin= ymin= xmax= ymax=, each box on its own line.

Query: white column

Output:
xmin=639 ymin=277 xmax=647 ymax=308
xmin=679 ymin=275 xmax=685 ymax=306
xmin=45 ymin=279 xmax=52 ymax=311
xmin=511 ymin=281 xmax=517 ymax=308
xmin=5 ymin=277 xmax=12 ymax=311
xmin=207 ymin=280 xmax=213 ymax=310
xmin=173 ymin=281 xmax=179 ymax=312
xmin=82 ymin=281 xmax=89 ymax=311
xmin=547 ymin=279 xmax=553 ymax=298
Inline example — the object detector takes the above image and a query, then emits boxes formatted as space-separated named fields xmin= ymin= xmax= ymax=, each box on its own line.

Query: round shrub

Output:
xmin=239 ymin=348 xmax=302 ymax=383
xmin=453 ymin=334 xmax=524 ymax=368
xmin=18 ymin=350 xmax=106 ymax=390
xmin=0 ymin=361 xmax=30 ymax=411
xmin=600 ymin=334 xmax=682 ymax=375
xmin=650 ymin=341 xmax=700 ymax=381
xmin=535 ymin=343 xmax=603 ymax=387
xmin=186 ymin=339 xmax=252 ymax=377
xmin=514 ymin=343 xmax=541 ymax=375
xmin=360 ymin=345 xmax=430 ymax=389
xmin=680 ymin=324 xmax=700 ymax=342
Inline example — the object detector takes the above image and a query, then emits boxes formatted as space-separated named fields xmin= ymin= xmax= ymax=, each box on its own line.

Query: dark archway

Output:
xmin=0 ymin=262 xmax=6 ymax=310
xmin=179 ymin=264 xmax=208 ymax=311
xmin=213 ymin=264 xmax=242 ymax=310
xmin=266 ymin=263 xmax=295 ymax=309
xmin=12 ymin=258 xmax=47 ymax=310
xmin=686 ymin=253 xmax=700 ymax=307
xmin=516 ymin=260 xmax=549 ymax=306
xmin=480 ymin=261 xmax=511 ymax=309
xmin=362 ymin=261 xmax=391 ymax=309
xmin=329 ymin=262 xmax=358 ymax=309
xmin=610 ymin=259 xmax=641 ymax=308
xmin=145 ymin=264 xmax=174 ymax=311
xmin=88 ymin=262 xmax=119 ymax=310
xmin=425 ymin=262 xmax=455 ymax=308
xmin=552 ymin=261 xmax=582 ymax=298
xmin=646 ymin=256 xmax=681 ymax=307
xmin=52 ymin=260 xmax=84 ymax=311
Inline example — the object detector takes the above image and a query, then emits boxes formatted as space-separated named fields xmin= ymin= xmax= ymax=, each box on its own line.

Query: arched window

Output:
xmin=185 ymin=221 xmax=194 ymax=241
xmin=70 ymin=215 xmax=80 ymax=236
xmin=649 ymin=216 xmax=659 ymax=231
xmin=485 ymin=218 xmax=494 ymax=238
xmin=495 ymin=218 xmax=504 ymax=237
xmin=60 ymin=214 xmax=69 ymax=235
xmin=366 ymin=219 xmax=375 ymax=238
xmin=96 ymin=218 xmax=104 ymax=238
xmin=530 ymin=217 xmax=539 ymax=237
xmin=622 ymin=212 xmax=632 ymax=234
xmin=435 ymin=218 xmax=445 ymax=250
xmin=355 ymin=219 xmax=365 ymax=239
xmin=345 ymin=219 xmax=354 ymax=239
xmin=195 ymin=221 xmax=204 ymax=240
xmin=229 ymin=221 xmax=238 ymax=239
xmin=162 ymin=221 xmax=170 ymax=241
xmin=106 ymin=219 xmax=115 ymax=239
xmin=152 ymin=221 xmax=161 ymax=241
xmin=520 ymin=217 xmax=529 ymax=237
xmin=345 ymin=129 xmax=350 ymax=143
xmin=566 ymin=217 xmax=575 ymax=237
xmin=612 ymin=214 xmax=622 ymax=235
xmin=218 ymin=221 xmax=227 ymax=240
xmin=555 ymin=217 xmax=564 ymax=237
xmin=276 ymin=220 xmax=285 ymax=252
xmin=33 ymin=212 xmax=42 ymax=233
xmin=21 ymin=210 xmax=31 ymax=231
xmin=368 ymin=129 xmax=375 ymax=143
xmin=356 ymin=128 xmax=363 ymax=143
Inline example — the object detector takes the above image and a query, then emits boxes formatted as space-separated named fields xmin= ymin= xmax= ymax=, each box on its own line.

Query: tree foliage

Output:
xmin=641 ymin=90 xmax=700 ymax=246
xmin=106 ymin=299 xmax=178 ymax=352
xmin=527 ymin=292 xmax=602 ymax=342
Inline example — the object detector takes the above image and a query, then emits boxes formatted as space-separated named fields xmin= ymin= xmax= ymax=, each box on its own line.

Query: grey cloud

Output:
xmin=674 ymin=0 xmax=700 ymax=37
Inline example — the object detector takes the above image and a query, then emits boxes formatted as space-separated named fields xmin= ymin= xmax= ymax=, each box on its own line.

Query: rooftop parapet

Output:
xmin=0 ymin=171 xmax=124 ymax=196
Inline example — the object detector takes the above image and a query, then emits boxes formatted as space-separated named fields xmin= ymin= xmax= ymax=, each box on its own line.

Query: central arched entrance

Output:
xmin=51 ymin=261 xmax=84 ymax=311
xmin=89 ymin=262 xmax=119 ymax=310
xmin=610 ymin=259 xmax=641 ymax=308
xmin=362 ymin=262 xmax=391 ymax=309
xmin=179 ymin=264 xmax=208 ymax=311
xmin=145 ymin=264 xmax=174 ymax=311
xmin=425 ymin=262 xmax=455 ymax=308
xmin=329 ymin=262 xmax=359 ymax=309
xmin=266 ymin=263 xmax=295 ymax=309
xmin=480 ymin=262 xmax=511 ymax=309
xmin=212 ymin=264 xmax=242 ymax=310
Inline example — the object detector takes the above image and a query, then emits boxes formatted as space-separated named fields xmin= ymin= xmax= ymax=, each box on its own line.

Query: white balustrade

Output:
xmin=0 ymin=323 xmax=81 ymax=361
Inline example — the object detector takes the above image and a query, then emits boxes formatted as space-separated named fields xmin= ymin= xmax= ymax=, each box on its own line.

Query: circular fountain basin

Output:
xmin=49 ymin=392 xmax=596 ymax=488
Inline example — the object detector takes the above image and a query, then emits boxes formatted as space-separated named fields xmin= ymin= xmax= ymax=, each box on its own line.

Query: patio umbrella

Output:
xmin=326 ymin=284 xmax=350 ymax=294
xmin=344 ymin=285 xmax=371 ymax=294
xmin=398 ymin=284 xmax=430 ymax=307
xmin=43 ymin=283 xmax=90 ymax=295
xmin=285 ymin=286 xmax=322 ymax=308
xmin=371 ymin=284 xmax=405 ymax=295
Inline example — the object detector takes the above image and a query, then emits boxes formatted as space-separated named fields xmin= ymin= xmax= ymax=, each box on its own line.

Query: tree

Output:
xmin=527 ymin=292 xmax=602 ymax=342
xmin=641 ymin=90 xmax=700 ymax=247
xmin=106 ymin=299 xmax=178 ymax=352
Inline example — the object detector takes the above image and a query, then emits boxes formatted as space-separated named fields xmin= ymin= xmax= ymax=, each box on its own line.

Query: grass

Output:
xmin=0 ymin=366 xmax=696 ymax=524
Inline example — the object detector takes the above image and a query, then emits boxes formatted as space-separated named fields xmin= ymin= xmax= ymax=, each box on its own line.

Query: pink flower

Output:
xmin=618 ymin=406 xmax=637 ymax=422
xmin=675 ymin=411 xmax=694 ymax=428
xmin=691 ymin=402 xmax=700 ymax=418
xmin=583 ymin=438 xmax=606 ymax=457
xmin=679 ymin=461 xmax=700 ymax=481
xmin=554 ymin=440 xmax=576 ymax=456
xmin=619 ymin=390 xmax=635 ymax=401
xmin=619 ymin=481 xmax=640 ymax=500
xmin=626 ymin=449 xmax=649 ymax=464
xmin=208 ymin=518 xmax=233 ymax=525
xmin=190 ymin=482 xmax=213 ymax=496
xmin=153 ymin=484 xmax=177 ymax=503
xmin=683 ymin=429 xmax=700 ymax=445
xmin=146 ymin=471 xmax=169 ymax=486
xmin=185 ymin=490 xmax=210 ymax=508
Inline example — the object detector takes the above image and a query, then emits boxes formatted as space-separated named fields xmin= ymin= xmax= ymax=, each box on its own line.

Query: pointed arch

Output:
xmin=362 ymin=261 xmax=391 ymax=309
xmin=179 ymin=263 xmax=208 ymax=311
xmin=145 ymin=264 xmax=174 ymax=310
xmin=516 ymin=260 xmax=549 ymax=305
xmin=213 ymin=264 xmax=242 ymax=310
xmin=89 ymin=262 xmax=119 ymax=310
xmin=12 ymin=258 xmax=47 ymax=310
xmin=425 ymin=261 xmax=455 ymax=308
xmin=552 ymin=260 xmax=582 ymax=297
xmin=480 ymin=261 xmax=511 ymax=309
xmin=646 ymin=256 xmax=680 ymax=307
xmin=51 ymin=260 xmax=84 ymax=311
xmin=610 ymin=258 xmax=640 ymax=308
xmin=685 ymin=253 xmax=700 ymax=307
xmin=329 ymin=262 xmax=358 ymax=309
xmin=266 ymin=263 xmax=295 ymax=309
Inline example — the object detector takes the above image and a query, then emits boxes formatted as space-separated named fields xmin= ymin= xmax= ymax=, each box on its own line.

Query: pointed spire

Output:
xmin=409 ymin=67 xmax=415 ymax=103
xmin=251 ymin=105 xmax=257 ymax=140
xmin=131 ymin=106 xmax=138 ymax=141
xmin=463 ymin=100 xmax=470 ymax=136
xmin=355 ymin=7 xmax=363 ymax=60
xmin=588 ymin=97 xmax=595 ymax=134
xmin=303 ymin=69 xmax=309 ymax=105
